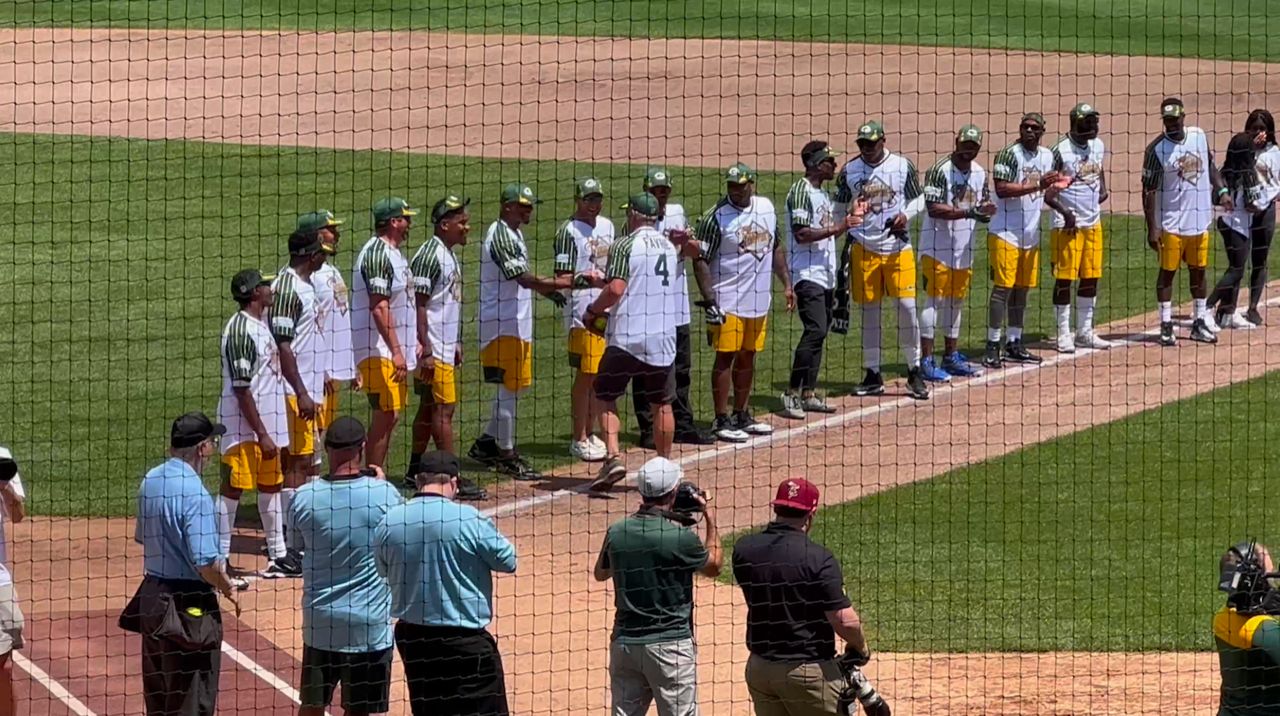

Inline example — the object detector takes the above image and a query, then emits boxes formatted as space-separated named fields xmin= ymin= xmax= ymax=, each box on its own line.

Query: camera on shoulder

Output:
xmin=670 ymin=482 xmax=706 ymax=520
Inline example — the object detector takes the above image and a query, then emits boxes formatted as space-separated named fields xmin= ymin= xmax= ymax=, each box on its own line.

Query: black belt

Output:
xmin=143 ymin=574 xmax=214 ymax=593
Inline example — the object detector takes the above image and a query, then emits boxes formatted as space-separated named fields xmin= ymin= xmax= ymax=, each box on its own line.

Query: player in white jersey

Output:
xmin=781 ymin=141 xmax=862 ymax=419
xmin=693 ymin=163 xmax=792 ymax=442
xmin=298 ymin=211 xmax=354 ymax=441
xmin=584 ymin=193 xmax=690 ymax=492
xmin=1206 ymin=133 xmax=1269 ymax=330
xmin=554 ymin=177 xmax=615 ymax=463
xmin=833 ymin=120 xmax=929 ymax=399
xmin=215 ymin=268 xmax=296 ymax=577
xmin=631 ymin=167 xmax=716 ymax=448
xmin=405 ymin=195 xmax=488 ymax=501
xmin=352 ymin=197 xmax=419 ymax=468
xmin=1047 ymin=103 xmax=1112 ymax=352
xmin=919 ymin=125 xmax=998 ymax=383
xmin=469 ymin=183 xmax=602 ymax=480
xmin=1142 ymin=97 xmax=1231 ymax=346
xmin=984 ymin=112 xmax=1070 ymax=368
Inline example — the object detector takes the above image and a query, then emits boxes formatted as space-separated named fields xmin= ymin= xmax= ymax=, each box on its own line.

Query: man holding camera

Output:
xmin=593 ymin=457 xmax=721 ymax=716
xmin=732 ymin=477 xmax=883 ymax=716
xmin=1214 ymin=541 xmax=1280 ymax=715
xmin=0 ymin=447 xmax=25 ymax=716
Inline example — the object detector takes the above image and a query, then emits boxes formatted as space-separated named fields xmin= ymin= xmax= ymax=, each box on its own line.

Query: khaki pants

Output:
xmin=744 ymin=653 xmax=843 ymax=716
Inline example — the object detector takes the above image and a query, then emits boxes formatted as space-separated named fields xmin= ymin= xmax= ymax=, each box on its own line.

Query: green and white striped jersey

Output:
xmin=269 ymin=267 xmax=324 ymax=399
xmin=218 ymin=311 xmax=288 ymax=452
xmin=409 ymin=236 xmax=463 ymax=363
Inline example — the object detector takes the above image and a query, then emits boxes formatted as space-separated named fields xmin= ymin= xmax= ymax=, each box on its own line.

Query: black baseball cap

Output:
xmin=0 ymin=456 xmax=16 ymax=483
xmin=230 ymin=269 xmax=274 ymax=301
xmin=324 ymin=416 xmax=366 ymax=450
xmin=288 ymin=231 xmax=326 ymax=256
xmin=416 ymin=450 xmax=460 ymax=478
xmin=171 ymin=411 xmax=226 ymax=448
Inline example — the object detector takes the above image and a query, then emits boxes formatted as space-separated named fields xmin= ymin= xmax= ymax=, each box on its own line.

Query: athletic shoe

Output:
xmin=920 ymin=356 xmax=951 ymax=383
xmin=1190 ymin=318 xmax=1219 ymax=344
xmin=1055 ymin=333 xmax=1077 ymax=354
xmin=1247 ymin=307 xmax=1265 ymax=326
xmin=1224 ymin=311 xmax=1258 ymax=330
xmin=852 ymin=369 xmax=885 ymax=397
xmin=456 ymin=477 xmax=489 ymax=501
xmin=982 ymin=340 xmax=1003 ymax=369
xmin=569 ymin=438 xmax=606 ymax=462
xmin=1075 ymin=330 xmax=1112 ymax=350
xmin=1159 ymin=321 xmax=1177 ymax=346
xmin=779 ymin=391 xmax=806 ymax=420
xmin=262 ymin=554 xmax=302 ymax=579
xmin=588 ymin=456 xmax=627 ymax=492
xmin=1201 ymin=311 xmax=1222 ymax=334
xmin=674 ymin=428 xmax=716 ymax=445
xmin=1002 ymin=340 xmax=1043 ymax=364
xmin=712 ymin=415 xmax=749 ymax=443
xmin=495 ymin=454 xmax=542 ymax=481
xmin=467 ymin=434 xmax=502 ymax=466
xmin=905 ymin=367 xmax=929 ymax=400
xmin=230 ymin=576 xmax=251 ymax=591
xmin=942 ymin=351 xmax=982 ymax=377
xmin=801 ymin=395 xmax=837 ymax=414
xmin=732 ymin=410 xmax=773 ymax=435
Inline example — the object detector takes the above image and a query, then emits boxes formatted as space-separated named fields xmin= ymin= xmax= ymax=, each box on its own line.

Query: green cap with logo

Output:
xmin=575 ymin=177 xmax=604 ymax=199
xmin=1070 ymin=102 xmax=1101 ymax=120
xmin=621 ymin=192 xmax=661 ymax=218
xmin=230 ymin=268 xmax=275 ymax=301
xmin=856 ymin=120 xmax=886 ymax=142
xmin=430 ymin=194 xmax=471 ymax=224
xmin=1161 ymin=99 xmax=1186 ymax=118
xmin=957 ymin=124 xmax=984 ymax=145
xmin=725 ymin=162 xmax=756 ymax=185
xmin=295 ymin=210 xmax=343 ymax=235
xmin=500 ymin=183 xmax=541 ymax=206
xmin=643 ymin=167 xmax=673 ymax=189
xmin=372 ymin=197 xmax=418 ymax=223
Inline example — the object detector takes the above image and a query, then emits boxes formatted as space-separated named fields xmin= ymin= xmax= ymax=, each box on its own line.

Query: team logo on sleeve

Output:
xmin=1175 ymin=152 xmax=1203 ymax=185
xmin=736 ymin=221 xmax=774 ymax=260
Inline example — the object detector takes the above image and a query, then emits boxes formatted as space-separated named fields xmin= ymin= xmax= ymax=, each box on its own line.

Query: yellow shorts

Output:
xmin=221 ymin=442 xmax=284 ymax=491
xmin=1051 ymin=224 xmax=1104 ymax=281
xmin=852 ymin=244 xmax=917 ymax=304
xmin=481 ymin=337 xmax=533 ymax=392
xmin=708 ymin=314 xmax=767 ymax=353
xmin=285 ymin=396 xmax=316 ymax=457
xmin=317 ymin=382 xmax=339 ymax=430
xmin=414 ymin=361 xmax=458 ymax=406
xmin=1159 ymin=231 xmax=1210 ymax=271
xmin=358 ymin=357 xmax=408 ymax=413
xmin=988 ymin=235 xmax=1041 ymax=288
xmin=921 ymin=255 xmax=974 ymax=300
xmin=568 ymin=328 xmax=607 ymax=375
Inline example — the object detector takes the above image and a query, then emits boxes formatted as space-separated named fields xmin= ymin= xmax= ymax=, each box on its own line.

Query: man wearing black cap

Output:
xmin=376 ymin=450 xmax=517 ymax=716
xmin=123 ymin=411 xmax=243 ymax=716
xmin=289 ymin=416 xmax=403 ymax=716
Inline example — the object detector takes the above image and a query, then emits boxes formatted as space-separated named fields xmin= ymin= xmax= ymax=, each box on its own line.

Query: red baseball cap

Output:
xmin=772 ymin=477 xmax=820 ymax=513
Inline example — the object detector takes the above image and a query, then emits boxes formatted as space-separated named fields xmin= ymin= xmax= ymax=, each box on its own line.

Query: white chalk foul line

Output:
xmin=12 ymin=651 xmax=99 ymax=716
xmin=221 ymin=640 xmax=333 ymax=716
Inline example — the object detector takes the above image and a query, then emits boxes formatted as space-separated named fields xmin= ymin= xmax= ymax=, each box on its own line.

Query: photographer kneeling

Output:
xmin=1214 ymin=541 xmax=1280 ymax=715
xmin=593 ymin=457 xmax=721 ymax=716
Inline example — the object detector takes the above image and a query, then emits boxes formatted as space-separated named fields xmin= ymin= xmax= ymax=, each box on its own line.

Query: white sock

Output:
xmin=216 ymin=496 xmax=238 ymax=559
xmin=987 ymin=326 xmax=1002 ymax=343
xmin=896 ymin=298 xmax=922 ymax=368
xmin=259 ymin=492 xmax=286 ymax=560
xmin=1054 ymin=304 xmax=1071 ymax=336
xmin=1159 ymin=301 xmax=1173 ymax=323
xmin=1008 ymin=326 xmax=1023 ymax=342
xmin=920 ymin=297 xmax=939 ymax=340
xmin=280 ymin=487 xmax=297 ymax=550
xmin=1193 ymin=298 xmax=1207 ymax=320
xmin=1076 ymin=296 xmax=1096 ymax=333
xmin=493 ymin=387 xmax=521 ymax=451
xmin=861 ymin=303 xmax=883 ymax=371
xmin=943 ymin=298 xmax=964 ymax=340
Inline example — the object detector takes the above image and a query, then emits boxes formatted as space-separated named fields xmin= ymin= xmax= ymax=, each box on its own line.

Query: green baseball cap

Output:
xmin=295 ymin=210 xmax=343 ymax=234
xmin=805 ymin=144 xmax=840 ymax=166
xmin=957 ymin=124 xmax=984 ymax=145
xmin=500 ymin=183 xmax=541 ymax=206
xmin=725 ymin=162 xmax=757 ymax=185
xmin=1070 ymin=102 xmax=1101 ymax=120
xmin=430 ymin=194 xmax=471 ymax=224
xmin=1161 ymin=100 xmax=1186 ymax=118
xmin=372 ymin=197 xmax=418 ymax=223
xmin=575 ymin=177 xmax=604 ymax=199
xmin=856 ymin=120 xmax=886 ymax=142
xmin=643 ymin=167 xmax=673 ymax=189
xmin=1021 ymin=112 xmax=1046 ymax=127
xmin=230 ymin=268 xmax=275 ymax=301
xmin=621 ymin=192 xmax=661 ymax=218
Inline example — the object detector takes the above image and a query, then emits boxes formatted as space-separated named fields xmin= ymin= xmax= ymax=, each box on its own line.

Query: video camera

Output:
xmin=836 ymin=650 xmax=891 ymax=716
xmin=664 ymin=482 xmax=706 ymax=526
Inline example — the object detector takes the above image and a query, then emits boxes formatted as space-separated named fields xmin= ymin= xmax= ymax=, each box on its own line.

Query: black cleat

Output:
xmin=1159 ymin=321 xmax=1177 ymax=346
xmin=905 ymin=368 xmax=930 ymax=400
xmin=1190 ymin=318 xmax=1218 ymax=344
xmin=852 ymin=369 xmax=885 ymax=397
xmin=1002 ymin=339 xmax=1043 ymax=364
xmin=455 ymin=476 xmax=488 ymax=501
xmin=1247 ymin=307 xmax=1265 ymax=326
xmin=982 ymin=340 xmax=1003 ymax=369
xmin=467 ymin=434 xmax=502 ymax=466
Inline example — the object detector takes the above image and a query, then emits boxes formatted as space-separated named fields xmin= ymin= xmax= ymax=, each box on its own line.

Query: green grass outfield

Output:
xmin=0 ymin=131 xmax=1218 ymax=516
xmin=2 ymin=0 xmax=1275 ymax=63
xmin=722 ymin=372 xmax=1280 ymax=652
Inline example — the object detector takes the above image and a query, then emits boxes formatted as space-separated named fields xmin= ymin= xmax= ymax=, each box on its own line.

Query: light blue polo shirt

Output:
xmin=289 ymin=474 xmax=404 ymax=652
xmin=375 ymin=494 xmax=517 ymax=630
xmin=135 ymin=458 xmax=220 ymax=582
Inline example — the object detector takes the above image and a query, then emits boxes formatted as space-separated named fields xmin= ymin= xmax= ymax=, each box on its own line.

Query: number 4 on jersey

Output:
xmin=654 ymin=254 xmax=670 ymax=286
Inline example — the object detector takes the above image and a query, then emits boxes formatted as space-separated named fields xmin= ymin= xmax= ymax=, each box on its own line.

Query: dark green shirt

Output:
xmin=601 ymin=511 xmax=708 ymax=644
xmin=1214 ymin=607 xmax=1280 ymax=715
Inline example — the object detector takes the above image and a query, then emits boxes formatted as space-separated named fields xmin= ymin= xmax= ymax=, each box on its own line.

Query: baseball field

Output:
xmin=1 ymin=0 xmax=1278 ymax=713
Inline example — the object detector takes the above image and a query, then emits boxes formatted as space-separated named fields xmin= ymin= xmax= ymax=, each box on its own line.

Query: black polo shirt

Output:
xmin=731 ymin=521 xmax=851 ymax=662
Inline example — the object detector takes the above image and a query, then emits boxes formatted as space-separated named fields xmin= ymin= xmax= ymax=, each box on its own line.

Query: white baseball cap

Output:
xmin=637 ymin=457 xmax=683 ymax=497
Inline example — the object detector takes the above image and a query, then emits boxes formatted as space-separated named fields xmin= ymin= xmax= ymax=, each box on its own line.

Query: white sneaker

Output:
xmin=1055 ymin=333 xmax=1076 ymax=354
xmin=1201 ymin=311 xmax=1222 ymax=333
xmin=1075 ymin=329 xmax=1113 ymax=349
xmin=779 ymin=392 xmax=806 ymax=420
xmin=587 ymin=434 xmax=607 ymax=452
xmin=569 ymin=439 xmax=606 ymax=462
xmin=1225 ymin=311 xmax=1258 ymax=330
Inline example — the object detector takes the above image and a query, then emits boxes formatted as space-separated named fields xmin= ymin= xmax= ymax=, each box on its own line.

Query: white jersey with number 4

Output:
xmin=605 ymin=226 xmax=678 ymax=366
xmin=352 ymin=236 xmax=418 ymax=372
xmin=694 ymin=195 xmax=778 ymax=319
xmin=1143 ymin=127 xmax=1214 ymax=236
xmin=656 ymin=204 xmax=691 ymax=327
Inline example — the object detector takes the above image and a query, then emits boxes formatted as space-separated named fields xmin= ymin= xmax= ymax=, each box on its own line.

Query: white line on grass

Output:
xmin=12 ymin=651 xmax=99 ymax=716
xmin=221 ymin=641 xmax=332 ymax=716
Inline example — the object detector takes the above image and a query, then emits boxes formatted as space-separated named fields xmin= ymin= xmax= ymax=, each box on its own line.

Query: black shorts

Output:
xmin=593 ymin=346 xmax=675 ymax=404
xmin=299 ymin=645 xmax=393 ymax=712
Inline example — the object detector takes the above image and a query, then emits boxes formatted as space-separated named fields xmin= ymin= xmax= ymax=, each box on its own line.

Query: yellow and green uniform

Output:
xmin=1214 ymin=607 xmax=1280 ymax=715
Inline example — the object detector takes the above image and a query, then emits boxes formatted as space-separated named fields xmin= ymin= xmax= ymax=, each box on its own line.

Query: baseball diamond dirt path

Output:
xmin=3 ymin=28 xmax=1280 ymax=215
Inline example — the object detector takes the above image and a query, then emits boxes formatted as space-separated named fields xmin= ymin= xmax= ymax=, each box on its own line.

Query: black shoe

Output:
xmin=674 ymin=427 xmax=716 ymax=445
xmin=495 ymin=454 xmax=542 ymax=481
xmin=982 ymin=340 xmax=1003 ymax=369
xmin=588 ymin=457 xmax=627 ymax=492
xmin=711 ymin=415 xmax=749 ymax=443
xmin=1247 ymin=307 xmax=1265 ymax=326
xmin=468 ymin=435 xmax=502 ymax=466
xmin=731 ymin=410 xmax=774 ymax=436
xmin=1003 ymin=339 xmax=1043 ymax=364
xmin=456 ymin=476 xmax=488 ymax=501
xmin=1190 ymin=318 xmax=1219 ymax=344
xmin=638 ymin=433 xmax=656 ymax=451
xmin=852 ymin=369 xmax=885 ymax=397
xmin=262 ymin=552 xmax=302 ymax=579
xmin=1159 ymin=321 xmax=1177 ymax=346
xmin=905 ymin=368 xmax=930 ymax=400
